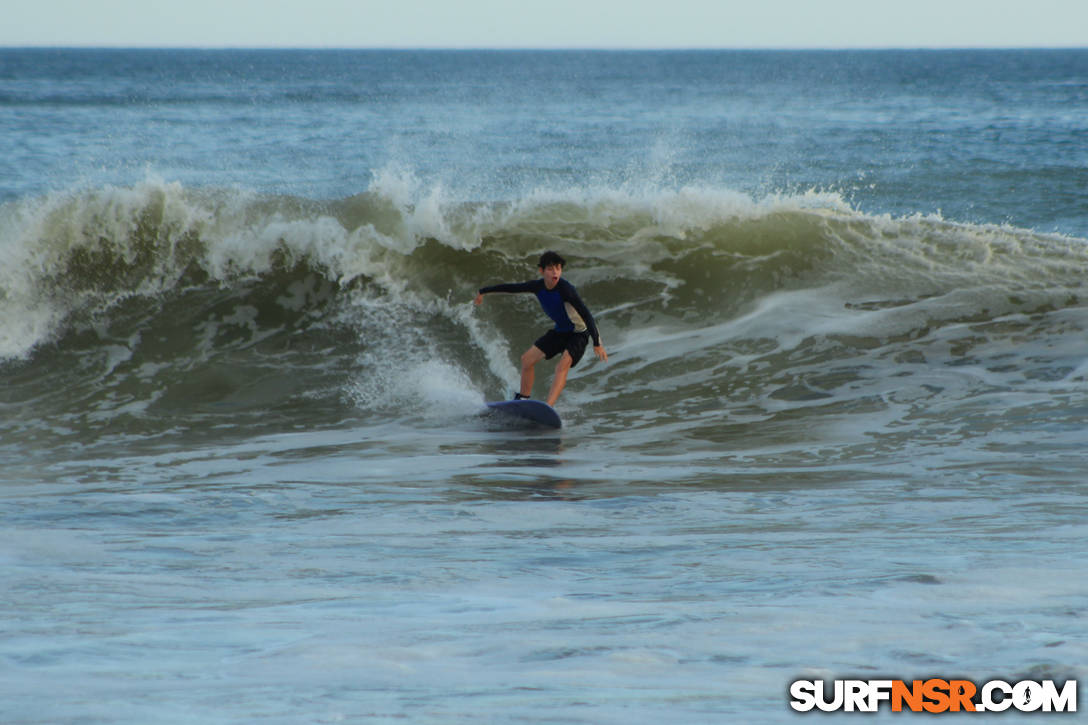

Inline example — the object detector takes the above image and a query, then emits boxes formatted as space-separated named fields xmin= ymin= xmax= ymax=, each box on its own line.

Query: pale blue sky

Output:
xmin=5 ymin=0 xmax=1087 ymax=49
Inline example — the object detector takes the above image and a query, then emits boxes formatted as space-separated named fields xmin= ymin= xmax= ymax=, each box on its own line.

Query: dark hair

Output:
xmin=538 ymin=251 xmax=566 ymax=269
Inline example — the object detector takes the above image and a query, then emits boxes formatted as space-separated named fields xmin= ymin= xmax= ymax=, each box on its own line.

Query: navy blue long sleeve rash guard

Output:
xmin=478 ymin=278 xmax=602 ymax=347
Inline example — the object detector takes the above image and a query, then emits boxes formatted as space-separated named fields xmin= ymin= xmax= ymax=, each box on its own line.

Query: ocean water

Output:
xmin=1 ymin=48 xmax=1086 ymax=722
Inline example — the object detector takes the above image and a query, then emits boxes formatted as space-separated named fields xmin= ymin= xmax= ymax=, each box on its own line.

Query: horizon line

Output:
xmin=3 ymin=43 xmax=1087 ymax=52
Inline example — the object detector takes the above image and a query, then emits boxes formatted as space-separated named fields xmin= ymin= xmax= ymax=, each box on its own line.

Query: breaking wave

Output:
xmin=2 ymin=173 xmax=1086 ymax=446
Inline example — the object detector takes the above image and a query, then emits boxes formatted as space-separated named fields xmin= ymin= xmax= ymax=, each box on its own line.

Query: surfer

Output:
xmin=474 ymin=251 xmax=608 ymax=406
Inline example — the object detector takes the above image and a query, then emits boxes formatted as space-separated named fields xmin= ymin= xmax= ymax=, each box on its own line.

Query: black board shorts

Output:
xmin=534 ymin=329 xmax=590 ymax=367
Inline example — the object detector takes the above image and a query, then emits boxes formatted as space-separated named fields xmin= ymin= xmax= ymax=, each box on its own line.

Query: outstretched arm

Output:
xmin=474 ymin=280 xmax=538 ymax=305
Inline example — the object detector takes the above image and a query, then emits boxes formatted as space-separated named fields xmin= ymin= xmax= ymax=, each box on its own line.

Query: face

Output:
xmin=540 ymin=263 xmax=563 ymax=288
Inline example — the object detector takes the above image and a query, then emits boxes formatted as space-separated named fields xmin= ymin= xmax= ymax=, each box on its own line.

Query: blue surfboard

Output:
xmin=484 ymin=399 xmax=562 ymax=428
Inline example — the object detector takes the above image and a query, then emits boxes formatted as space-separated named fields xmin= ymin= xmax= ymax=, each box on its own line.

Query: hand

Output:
xmin=474 ymin=293 xmax=483 ymax=305
xmin=594 ymin=345 xmax=608 ymax=362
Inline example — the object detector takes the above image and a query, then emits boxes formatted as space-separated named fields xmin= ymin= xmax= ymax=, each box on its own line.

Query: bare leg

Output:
xmin=546 ymin=352 xmax=574 ymax=406
xmin=520 ymin=346 xmax=546 ymax=398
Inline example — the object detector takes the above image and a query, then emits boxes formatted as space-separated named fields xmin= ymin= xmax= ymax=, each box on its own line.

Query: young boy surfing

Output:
xmin=474 ymin=251 xmax=607 ymax=407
